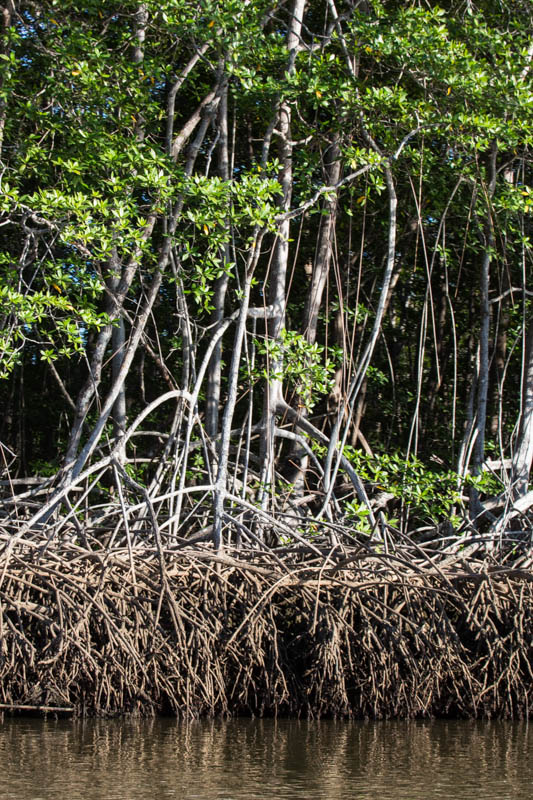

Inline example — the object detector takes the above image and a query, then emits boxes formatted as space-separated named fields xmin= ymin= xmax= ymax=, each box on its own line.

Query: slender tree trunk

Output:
xmin=422 ymin=270 xmax=448 ymax=428
xmin=63 ymin=247 xmax=146 ymax=467
xmin=287 ymin=136 xmax=342 ymax=500
xmin=63 ymin=73 xmax=221 ymax=469
xmin=109 ymin=2 xmax=147 ymax=453
xmin=213 ymin=229 xmax=267 ymax=551
xmin=511 ymin=317 xmax=533 ymax=499
xmin=206 ymin=82 xmax=231 ymax=440
xmin=64 ymin=5 xmax=148 ymax=467
xmin=488 ymin=169 xmax=515 ymax=442
xmin=109 ymin=275 xmax=127 ymax=449
xmin=489 ymin=301 xmax=509 ymax=438
xmin=302 ymin=135 xmax=341 ymax=345
xmin=321 ymin=162 xmax=397 ymax=510
xmin=470 ymin=142 xmax=498 ymax=521
xmin=259 ymin=0 xmax=306 ymax=504
xmin=112 ymin=2 xmax=147 ymax=452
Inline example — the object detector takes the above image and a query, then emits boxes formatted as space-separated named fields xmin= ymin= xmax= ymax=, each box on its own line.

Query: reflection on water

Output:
xmin=0 ymin=716 xmax=531 ymax=799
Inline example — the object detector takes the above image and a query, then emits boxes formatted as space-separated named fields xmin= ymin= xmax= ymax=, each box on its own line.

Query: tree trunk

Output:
xmin=469 ymin=142 xmax=497 ymax=521
xmin=259 ymin=0 xmax=306 ymax=505
xmin=511 ymin=317 xmax=533 ymax=499
xmin=206 ymin=82 xmax=231 ymax=440
xmin=302 ymin=135 xmax=341 ymax=346
xmin=489 ymin=300 xmax=509 ymax=439
xmin=287 ymin=136 xmax=342 ymax=500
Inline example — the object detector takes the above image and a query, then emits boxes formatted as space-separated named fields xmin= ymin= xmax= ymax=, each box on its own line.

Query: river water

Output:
xmin=0 ymin=716 xmax=531 ymax=799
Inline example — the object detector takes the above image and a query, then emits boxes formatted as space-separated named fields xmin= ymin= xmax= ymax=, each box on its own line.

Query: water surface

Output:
xmin=0 ymin=716 xmax=531 ymax=799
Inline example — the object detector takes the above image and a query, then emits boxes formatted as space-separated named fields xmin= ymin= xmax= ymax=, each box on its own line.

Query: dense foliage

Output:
xmin=1 ymin=0 xmax=533 ymax=547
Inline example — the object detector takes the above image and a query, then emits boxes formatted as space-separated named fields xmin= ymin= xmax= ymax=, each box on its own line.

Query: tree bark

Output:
xmin=206 ymin=82 xmax=231 ymax=440
xmin=259 ymin=0 xmax=306 ymax=505
xmin=302 ymin=135 xmax=341 ymax=346
xmin=469 ymin=142 xmax=498 ymax=521
xmin=511 ymin=317 xmax=533 ymax=499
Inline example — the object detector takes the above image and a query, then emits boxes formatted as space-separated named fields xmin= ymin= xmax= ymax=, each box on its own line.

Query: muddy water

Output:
xmin=0 ymin=717 xmax=531 ymax=799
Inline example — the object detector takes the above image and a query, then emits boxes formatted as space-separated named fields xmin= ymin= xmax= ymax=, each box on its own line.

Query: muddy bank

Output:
xmin=0 ymin=538 xmax=531 ymax=719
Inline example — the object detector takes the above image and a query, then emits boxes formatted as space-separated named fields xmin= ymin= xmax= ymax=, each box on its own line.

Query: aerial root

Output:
xmin=0 ymin=538 xmax=531 ymax=719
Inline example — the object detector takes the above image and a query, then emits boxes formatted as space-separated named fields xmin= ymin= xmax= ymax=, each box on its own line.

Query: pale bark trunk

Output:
xmin=302 ymin=136 xmax=341 ymax=346
xmin=291 ymin=137 xmax=341 ymax=505
xmin=489 ymin=301 xmax=509 ymax=438
xmin=469 ymin=142 xmax=497 ymax=521
xmin=213 ymin=230 xmax=267 ymax=551
xmin=206 ymin=82 xmax=231 ymax=439
xmin=63 ymin=72 xmax=221 ymax=469
xmin=259 ymin=0 xmax=306 ymax=504
xmin=63 ymin=246 xmax=147 ymax=467
xmin=108 ymin=2 xmax=147 ymax=454
xmin=63 ymin=95 xmax=218 ymax=483
xmin=321 ymin=162 xmax=397 ymax=511
xmin=110 ymin=284 xmax=127 ymax=448
xmin=511 ymin=317 xmax=533 ymax=498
